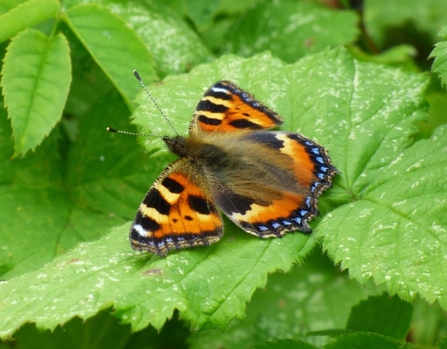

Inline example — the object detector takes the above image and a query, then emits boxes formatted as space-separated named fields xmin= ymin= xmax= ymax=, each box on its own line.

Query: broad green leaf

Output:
xmin=0 ymin=0 xmax=59 ymax=43
xmin=430 ymin=26 xmax=447 ymax=88
xmin=364 ymin=0 xmax=447 ymax=49
xmin=0 ymin=222 xmax=314 ymax=338
xmin=63 ymin=4 xmax=157 ymax=104
xmin=1 ymin=29 xmax=71 ymax=156
xmin=322 ymin=122 xmax=447 ymax=307
xmin=306 ymin=49 xmax=447 ymax=309
xmin=224 ymin=0 xmax=358 ymax=63
xmin=189 ymin=251 xmax=382 ymax=349
xmin=184 ymin=0 xmax=220 ymax=31
xmin=346 ymin=294 xmax=412 ymax=341
xmin=324 ymin=332 xmax=401 ymax=349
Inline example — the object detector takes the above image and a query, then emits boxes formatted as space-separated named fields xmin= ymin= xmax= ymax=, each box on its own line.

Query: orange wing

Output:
xmin=189 ymin=81 xmax=283 ymax=135
xmin=129 ymin=159 xmax=223 ymax=256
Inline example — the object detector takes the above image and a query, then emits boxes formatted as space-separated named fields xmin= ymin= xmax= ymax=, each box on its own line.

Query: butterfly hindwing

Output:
xmin=206 ymin=131 xmax=337 ymax=238
xmin=129 ymin=159 xmax=223 ymax=256
xmin=190 ymin=81 xmax=283 ymax=134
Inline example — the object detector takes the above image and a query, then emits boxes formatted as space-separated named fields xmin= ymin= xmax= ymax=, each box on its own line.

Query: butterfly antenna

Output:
xmin=133 ymin=70 xmax=178 ymax=135
xmin=106 ymin=127 xmax=162 ymax=139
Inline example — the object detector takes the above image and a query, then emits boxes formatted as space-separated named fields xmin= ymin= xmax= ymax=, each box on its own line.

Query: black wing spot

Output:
xmin=198 ymin=115 xmax=222 ymax=126
xmin=162 ymin=177 xmax=184 ymax=194
xmin=197 ymin=100 xmax=229 ymax=113
xmin=188 ymin=195 xmax=212 ymax=215
xmin=133 ymin=211 xmax=160 ymax=232
xmin=229 ymin=119 xmax=262 ymax=130
xmin=244 ymin=132 xmax=284 ymax=150
xmin=143 ymin=188 xmax=171 ymax=215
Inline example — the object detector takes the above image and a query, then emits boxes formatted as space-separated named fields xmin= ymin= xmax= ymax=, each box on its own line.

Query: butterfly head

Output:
xmin=163 ymin=135 xmax=187 ymax=157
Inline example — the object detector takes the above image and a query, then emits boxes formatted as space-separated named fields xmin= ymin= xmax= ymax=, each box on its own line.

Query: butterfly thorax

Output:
xmin=164 ymin=134 xmax=229 ymax=166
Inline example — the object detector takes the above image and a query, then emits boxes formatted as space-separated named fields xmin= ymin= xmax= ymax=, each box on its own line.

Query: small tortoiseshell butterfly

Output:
xmin=124 ymin=76 xmax=337 ymax=256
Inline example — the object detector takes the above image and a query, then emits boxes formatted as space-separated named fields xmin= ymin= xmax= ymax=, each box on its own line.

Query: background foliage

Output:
xmin=1 ymin=0 xmax=447 ymax=348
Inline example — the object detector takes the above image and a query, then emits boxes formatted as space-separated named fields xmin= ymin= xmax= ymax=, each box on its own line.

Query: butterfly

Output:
xmin=129 ymin=80 xmax=337 ymax=256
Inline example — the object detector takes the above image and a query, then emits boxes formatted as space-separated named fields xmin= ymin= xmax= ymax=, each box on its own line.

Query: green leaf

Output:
xmin=0 ymin=0 xmax=59 ymax=43
xmin=0 ymin=222 xmax=314 ymax=338
xmin=312 ymin=50 xmax=447 ymax=309
xmin=346 ymin=294 xmax=412 ymax=341
xmin=224 ymin=0 xmax=358 ymax=63
xmin=189 ymin=250 xmax=382 ymax=349
xmin=322 ymin=122 xmax=447 ymax=306
xmin=184 ymin=0 xmax=220 ymax=31
xmin=324 ymin=332 xmax=402 ymax=349
xmin=1 ymin=28 xmax=71 ymax=156
xmin=63 ymin=4 xmax=157 ymax=104
xmin=430 ymin=26 xmax=447 ymax=88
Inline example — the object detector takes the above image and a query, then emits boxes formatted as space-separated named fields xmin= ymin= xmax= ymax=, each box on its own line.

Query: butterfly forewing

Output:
xmin=130 ymin=159 xmax=223 ymax=256
xmin=190 ymin=81 xmax=283 ymax=134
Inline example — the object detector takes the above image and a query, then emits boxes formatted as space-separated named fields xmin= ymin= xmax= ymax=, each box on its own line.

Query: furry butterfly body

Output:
xmin=130 ymin=81 xmax=337 ymax=256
